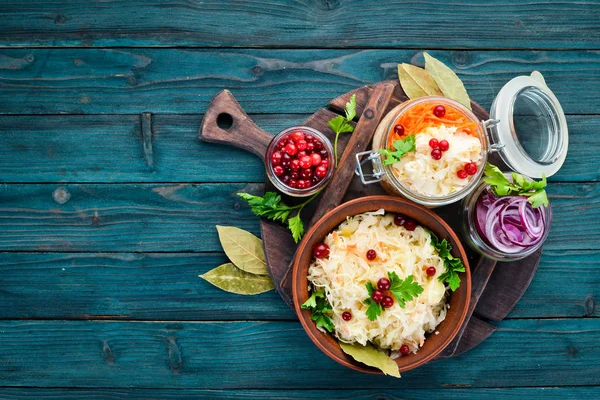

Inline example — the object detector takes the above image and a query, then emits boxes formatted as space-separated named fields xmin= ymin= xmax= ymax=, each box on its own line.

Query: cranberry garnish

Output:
xmin=315 ymin=165 xmax=328 ymax=178
xmin=465 ymin=162 xmax=477 ymax=175
xmin=306 ymin=142 xmax=315 ymax=151
xmin=393 ymin=124 xmax=405 ymax=136
xmin=366 ymin=249 xmax=377 ymax=261
xmin=400 ymin=344 xmax=410 ymax=356
xmin=313 ymin=243 xmax=330 ymax=259
xmin=457 ymin=169 xmax=468 ymax=179
xmin=291 ymin=131 xmax=305 ymax=143
xmin=404 ymin=220 xmax=416 ymax=231
xmin=296 ymin=140 xmax=308 ymax=151
xmin=273 ymin=165 xmax=284 ymax=176
xmin=426 ymin=266 xmax=436 ymax=277
xmin=342 ymin=311 xmax=352 ymax=321
xmin=438 ymin=140 xmax=449 ymax=152
xmin=381 ymin=295 xmax=394 ymax=308
xmin=289 ymin=179 xmax=298 ymax=188
xmin=431 ymin=149 xmax=442 ymax=160
xmin=377 ymin=277 xmax=390 ymax=291
xmin=394 ymin=214 xmax=407 ymax=226
xmin=433 ymin=105 xmax=446 ymax=118
xmin=300 ymin=168 xmax=313 ymax=180
xmin=429 ymin=138 xmax=439 ymax=149
xmin=310 ymin=153 xmax=322 ymax=166
xmin=371 ymin=290 xmax=384 ymax=303
xmin=299 ymin=155 xmax=312 ymax=169
xmin=284 ymin=142 xmax=297 ymax=156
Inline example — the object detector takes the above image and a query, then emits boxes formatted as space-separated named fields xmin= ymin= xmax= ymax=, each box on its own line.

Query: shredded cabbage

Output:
xmin=391 ymin=125 xmax=482 ymax=196
xmin=307 ymin=210 xmax=449 ymax=354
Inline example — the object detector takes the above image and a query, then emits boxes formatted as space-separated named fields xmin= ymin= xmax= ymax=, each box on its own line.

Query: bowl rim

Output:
xmin=292 ymin=195 xmax=472 ymax=374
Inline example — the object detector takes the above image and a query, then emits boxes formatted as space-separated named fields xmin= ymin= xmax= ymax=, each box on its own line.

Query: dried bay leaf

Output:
xmin=398 ymin=63 xmax=443 ymax=99
xmin=339 ymin=343 xmax=400 ymax=378
xmin=200 ymin=263 xmax=274 ymax=295
xmin=423 ymin=52 xmax=471 ymax=110
xmin=216 ymin=225 xmax=268 ymax=275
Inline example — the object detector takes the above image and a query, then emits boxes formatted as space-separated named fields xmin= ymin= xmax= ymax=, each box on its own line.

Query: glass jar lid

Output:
xmin=489 ymin=71 xmax=568 ymax=179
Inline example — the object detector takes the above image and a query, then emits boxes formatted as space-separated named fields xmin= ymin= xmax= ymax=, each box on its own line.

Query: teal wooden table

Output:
xmin=0 ymin=1 xmax=599 ymax=398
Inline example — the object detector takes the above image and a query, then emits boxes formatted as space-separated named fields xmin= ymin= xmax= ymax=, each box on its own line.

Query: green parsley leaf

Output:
xmin=302 ymin=289 xmax=334 ymax=332
xmin=288 ymin=213 xmax=304 ymax=244
xmin=301 ymin=289 xmax=325 ymax=309
xmin=237 ymin=192 xmax=292 ymax=223
xmin=378 ymin=135 xmax=416 ymax=166
xmin=428 ymin=230 xmax=466 ymax=291
xmin=344 ymin=93 xmax=357 ymax=121
xmin=328 ymin=94 xmax=357 ymax=167
xmin=328 ymin=115 xmax=354 ymax=135
xmin=363 ymin=298 xmax=383 ymax=321
xmin=483 ymin=163 xmax=549 ymax=208
xmin=387 ymin=272 xmax=424 ymax=308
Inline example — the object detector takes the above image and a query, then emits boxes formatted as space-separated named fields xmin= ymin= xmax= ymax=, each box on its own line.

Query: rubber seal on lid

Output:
xmin=489 ymin=71 xmax=568 ymax=178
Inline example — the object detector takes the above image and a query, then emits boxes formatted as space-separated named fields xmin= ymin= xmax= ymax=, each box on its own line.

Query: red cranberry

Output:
xmin=371 ymin=290 xmax=384 ymax=303
xmin=315 ymin=165 xmax=328 ymax=178
xmin=438 ymin=140 xmax=449 ymax=152
xmin=366 ymin=249 xmax=377 ymax=261
xmin=271 ymin=151 xmax=282 ymax=166
xmin=304 ymin=180 xmax=313 ymax=188
xmin=310 ymin=153 xmax=322 ymax=166
xmin=300 ymin=168 xmax=313 ymax=180
xmin=296 ymin=140 xmax=308 ymax=151
xmin=465 ymin=162 xmax=477 ymax=175
xmin=306 ymin=142 xmax=315 ymax=151
xmin=273 ymin=165 xmax=284 ymax=176
xmin=290 ymin=171 xmax=299 ymax=180
xmin=342 ymin=311 xmax=352 ymax=321
xmin=277 ymin=140 xmax=286 ymax=150
xmin=319 ymin=149 xmax=328 ymax=159
xmin=289 ymin=179 xmax=298 ymax=188
xmin=313 ymin=141 xmax=324 ymax=151
xmin=290 ymin=159 xmax=301 ymax=171
xmin=428 ymin=138 xmax=439 ymax=149
xmin=377 ymin=278 xmax=390 ymax=291
xmin=393 ymin=124 xmax=405 ymax=136
xmin=320 ymin=159 xmax=329 ymax=169
xmin=381 ymin=295 xmax=394 ymax=308
xmin=426 ymin=266 xmax=436 ymax=277
xmin=297 ymin=151 xmax=307 ymax=159
xmin=299 ymin=155 xmax=312 ymax=169
xmin=297 ymin=180 xmax=306 ymax=189
xmin=311 ymin=175 xmax=320 ymax=184
xmin=313 ymin=243 xmax=330 ymax=259
xmin=433 ymin=105 xmax=446 ymax=118
xmin=291 ymin=131 xmax=305 ymax=143
xmin=394 ymin=214 xmax=407 ymax=226
xmin=400 ymin=344 xmax=410 ymax=356
xmin=431 ymin=149 xmax=442 ymax=160
xmin=284 ymin=142 xmax=297 ymax=156
xmin=304 ymin=134 xmax=314 ymax=142
xmin=404 ymin=220 xmax=416 ymax=231
xmin=281 ymin=175 xmax=291 ymax=184
xmin=457 ymin=169 xmax=468 ymax=179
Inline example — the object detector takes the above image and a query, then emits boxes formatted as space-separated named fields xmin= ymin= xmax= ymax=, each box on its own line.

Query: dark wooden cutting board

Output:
xmin=200 ymin=80 xmax=541 ymax=359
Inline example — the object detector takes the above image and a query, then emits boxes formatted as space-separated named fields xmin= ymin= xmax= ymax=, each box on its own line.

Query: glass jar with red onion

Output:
xmin=461 ymin=176 xmax=552 ymax=261
xmin=265 ymin=126 xmax=334 ymax=197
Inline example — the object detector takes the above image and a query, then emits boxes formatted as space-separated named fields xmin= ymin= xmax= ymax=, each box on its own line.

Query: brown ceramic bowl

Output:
xmin=292 ymin=196 xmax=471 ymax=374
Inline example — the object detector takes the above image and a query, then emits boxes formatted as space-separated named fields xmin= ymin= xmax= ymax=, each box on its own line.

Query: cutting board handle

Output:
xmin=199 ymin=89 xmax=272 ymax=161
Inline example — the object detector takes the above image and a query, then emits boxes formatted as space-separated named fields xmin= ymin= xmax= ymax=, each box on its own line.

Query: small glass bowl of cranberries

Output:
xmin=266 ymin=126 xmax=334 ymax=197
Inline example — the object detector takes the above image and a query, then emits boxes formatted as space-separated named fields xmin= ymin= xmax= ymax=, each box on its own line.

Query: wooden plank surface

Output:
xmin=0 ymin=250 xmax=595 ymax=321
xmin=0 ymin=182 xmax=596 ymax=252
xmin=0 ymin=387 xmax=597 ymax=399
xmin=0 ymin=1 xmax=598 ymax=49
xmin=0 ymin=319 xmax=597 ymax=389
xmin=1 ymin=49 xmax=599 ymax=115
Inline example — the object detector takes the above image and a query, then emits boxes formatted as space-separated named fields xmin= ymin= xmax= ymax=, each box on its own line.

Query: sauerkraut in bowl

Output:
xmin=293 ymin=197 xmax=471 ymax=375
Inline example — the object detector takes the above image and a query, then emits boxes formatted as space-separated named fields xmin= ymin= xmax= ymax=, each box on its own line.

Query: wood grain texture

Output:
xmin=0 ymin=319 xmax=597 ymax=389
xmin=0 ymin=114 xmax=596 ymax=183
xmin=0 ymin=249 xmax=594 ymax=321
xmin=0 ymin=182 xmax=596 ymax=252
xmin=0 ymin=1 xmax=598 ymax=49
xmin=0 ymin=49 xmax=599 ymax=115
xmin=0 ymin=387 xmax=597 ymax=399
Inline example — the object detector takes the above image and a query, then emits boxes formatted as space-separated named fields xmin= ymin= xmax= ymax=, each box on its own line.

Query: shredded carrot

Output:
xmin=387 ymin=100 xmax=480 ymax=148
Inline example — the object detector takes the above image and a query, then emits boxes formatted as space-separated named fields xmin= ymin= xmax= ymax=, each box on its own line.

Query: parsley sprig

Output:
xmin=237 ymin=191 xmax=319 ymax=243
xmin=301 ymin=289 xmax=334 ymax=332
xmin=428 ymin=230 xmax=465 ymax=291
xmin=328 ymin=94 xmax=356 ymax=167
xmin=483 ymin=163 xmax=548 ymax=208
xmin=387 ymin=272 xmax=424 ymax=307
xmin=363 ymin=274 xmax=423 ymax=321
xmin=378 ymin=135 xmax=416 ymax=165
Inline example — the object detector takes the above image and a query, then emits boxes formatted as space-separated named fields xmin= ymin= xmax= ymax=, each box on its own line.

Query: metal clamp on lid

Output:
xmin=481 ymin=118 xmax=504 ymax=153
xmin=355 ymin=150 xmax=385 ymax=185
